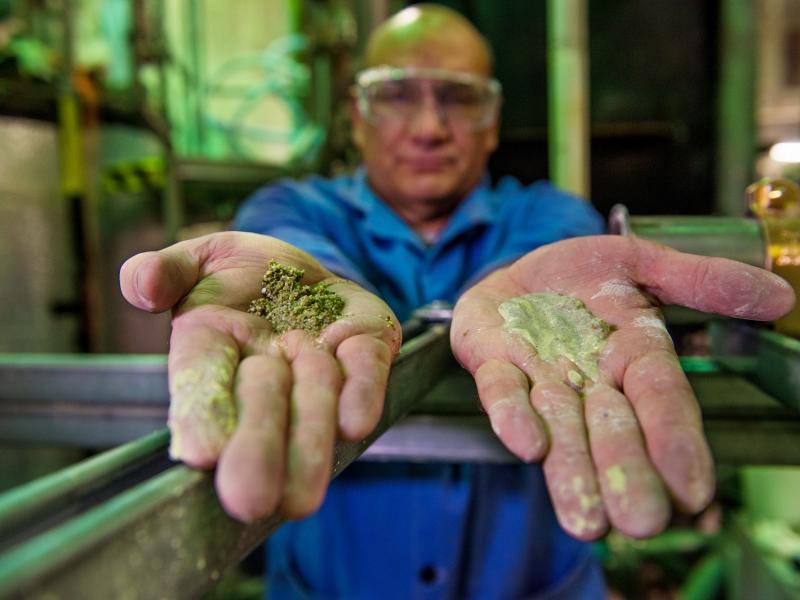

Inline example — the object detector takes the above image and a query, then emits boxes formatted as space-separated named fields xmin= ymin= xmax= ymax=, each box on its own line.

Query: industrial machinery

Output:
xmin=1 ymin=1 xmax=799 ymax=598
xmin=2 ymin=306 xmax=800 ymax=598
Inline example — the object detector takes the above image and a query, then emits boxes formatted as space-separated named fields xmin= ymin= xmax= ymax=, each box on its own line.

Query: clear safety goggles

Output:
xmin=355 ymin=66 xmax=502 ymax=131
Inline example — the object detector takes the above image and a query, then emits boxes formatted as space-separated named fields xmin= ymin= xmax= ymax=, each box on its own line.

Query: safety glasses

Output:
xmin=355 ymin=66 xmax=502 ymax=131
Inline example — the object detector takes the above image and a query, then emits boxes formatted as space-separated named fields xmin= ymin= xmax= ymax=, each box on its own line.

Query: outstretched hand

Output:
xmin=451 ymin=235 xmax=794 ymax=540
xmin=120 ymin=232 xmax=401 ymax=522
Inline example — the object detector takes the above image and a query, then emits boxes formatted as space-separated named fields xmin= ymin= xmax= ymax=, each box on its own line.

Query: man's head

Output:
xmin=352 ymin=4 xmax=501 ymax=234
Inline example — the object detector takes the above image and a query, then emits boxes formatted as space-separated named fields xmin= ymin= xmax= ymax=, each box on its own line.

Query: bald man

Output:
xmin=120 ymin=4 xmax=794 ymax=598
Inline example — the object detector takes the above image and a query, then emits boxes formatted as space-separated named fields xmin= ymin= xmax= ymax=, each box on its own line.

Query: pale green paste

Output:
xmin=606 ymin=464 xmax=627 ymax=493
xmin=498 ymin=293 xmax=613 ymax=382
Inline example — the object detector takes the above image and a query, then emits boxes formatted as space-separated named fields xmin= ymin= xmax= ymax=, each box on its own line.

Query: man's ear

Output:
xmin=351 ymin=96 xmax=366 ymax=151
xmin=484 ymin=118 xmax=500 ymax=154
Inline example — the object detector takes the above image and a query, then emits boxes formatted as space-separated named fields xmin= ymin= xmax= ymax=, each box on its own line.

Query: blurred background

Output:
xmin=0 ymin=0 xmax=798 ymax=356
xmin=1 ymin=1 xmax=800 ymax=598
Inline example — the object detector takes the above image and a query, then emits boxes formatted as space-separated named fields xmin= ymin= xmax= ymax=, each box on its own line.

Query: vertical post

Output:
xmin=715 ymin=0 xmax=756 ymax=216
xmin=287 ymin=0 xmax=305 ymax=34
xmin=547 ymin=0 xmax=590 ymax=199
xmin=58 ymin=0 xmax=94 ymax=351
xmin=187 ymin=0 xmax=204 ymax=154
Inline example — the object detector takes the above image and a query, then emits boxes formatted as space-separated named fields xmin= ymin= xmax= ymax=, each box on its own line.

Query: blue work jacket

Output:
xmin=234 ymin=169 xmax=607 ymax=599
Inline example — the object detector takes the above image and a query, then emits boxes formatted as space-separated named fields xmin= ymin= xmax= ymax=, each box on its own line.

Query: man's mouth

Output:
xmin=402 ymin=156 xmax=454 ymax=171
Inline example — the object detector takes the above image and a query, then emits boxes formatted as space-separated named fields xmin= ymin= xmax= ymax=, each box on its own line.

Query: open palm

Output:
xmin=121 ymin=232 xmax=401 ymax=521
xmin=451 ymin=235 xmax=794 ymax=540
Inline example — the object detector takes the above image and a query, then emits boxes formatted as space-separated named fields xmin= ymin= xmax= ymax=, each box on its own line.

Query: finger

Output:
xmin=216 ymin=354 xmax=291 ymax=522
xmin=120 ymin=232 xmax=321 ymax=313
xmin=532 ymin=381 xmax=608 ymax=540
xmin=621 ymin=349 xmax=715 ymax=513
xmin=168 ymin=315 xmax=240 ymax=468
xmin=321 ymin=312 xmax=403 ymax=357
xmin=634 ymin=241 xmax=795 ymax=320
xmin=280 ymin=331 xmax=342 ymax=519
xmin=585 ymin=384 xmax=670 ymax=538
xmin=120 ymin=247 xmax=202 ymax=313
xmin=335 ymin=335 xmax=392 ymax=441
xmin=474 ymin=359 xmax=547 ymax=461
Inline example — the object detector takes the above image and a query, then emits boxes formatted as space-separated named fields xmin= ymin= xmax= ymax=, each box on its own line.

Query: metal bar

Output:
xmin=711 ymin=321 xmax=800 ymax=412
xmin=0 ymin=324 xmax=453 ymax=599
xmin=608 ymin=206 xmax=768 ymax=268
xmin=1 ymin=327 xmax=799 ymax=596
xmin=361 ymin=411 xmax=800 ymax=467
xmin=0 ymin=430 xmax=169 ymax=544
xmin=0 ymin=353 xmax=169 ymax=446
xmin=0 ymin=354 xmax=168 ymax=405
xmin=547 ymin=0 xmax=590 ymax=198
xmin=360 ymin=366 xmax=800 ymax=466
xmin=362 ymin=415 xmax=515 ymax=463
xmin=715 ymin=0 xmax=756 ymax=216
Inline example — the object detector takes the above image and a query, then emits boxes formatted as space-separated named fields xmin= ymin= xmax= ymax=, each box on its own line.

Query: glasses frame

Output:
xmin=354 ymin=66 xmax=502 ymax=131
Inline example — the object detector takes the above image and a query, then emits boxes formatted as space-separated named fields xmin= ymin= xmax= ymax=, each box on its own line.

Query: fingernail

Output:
xmin=768 ymin=271 xmax=793 ymax=290
xmin=134 ymin=262 xmax=156 ymax=311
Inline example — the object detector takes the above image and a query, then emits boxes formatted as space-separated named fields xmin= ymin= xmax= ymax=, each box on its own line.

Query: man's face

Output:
xmin=352 ymin=51 xmax=500 ymax=218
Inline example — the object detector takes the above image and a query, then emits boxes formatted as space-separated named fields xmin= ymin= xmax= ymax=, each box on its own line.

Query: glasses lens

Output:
xmin=434 ymin=81 xmax=493 ymax=126
xmin=366 ymin=79 xmax=423 ymax=122
xmin=360 ymin=74 xmax=497 ymax=130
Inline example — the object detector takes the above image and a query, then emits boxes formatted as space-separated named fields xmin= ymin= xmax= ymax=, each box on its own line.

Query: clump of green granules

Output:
xmin=499 ymin=293 xmax=614 ymax=383
xmin=248 ymin=260 xmax=345 ymax=336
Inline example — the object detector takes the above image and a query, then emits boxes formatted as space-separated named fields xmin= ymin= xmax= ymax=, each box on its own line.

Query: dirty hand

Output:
xmin=120 ymin=232 xmax=401 ymax=522
xmin=451 ymin=235 xmax=794 ymax=540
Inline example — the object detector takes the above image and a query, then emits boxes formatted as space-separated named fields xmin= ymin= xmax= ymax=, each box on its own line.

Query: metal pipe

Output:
xmin=287 ymin=0 xmax=304 ymax=34
xmin=715 ymin=0 xmax=756 ymax=216
xmin=0 ymin=325 xmax=454 ymax=599
xmin=546 ymin=0 xmax=590 ymax=198
xmin=608 ymin=204 xmax=767 ymax=267
xmin=0 ymin=353 xmax=169 ymax=447
xmin=0 ymin=429 xmax=170 ymax=545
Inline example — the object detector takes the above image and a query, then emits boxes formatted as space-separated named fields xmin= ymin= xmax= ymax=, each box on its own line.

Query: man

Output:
xmin=120 ymin=5 xmax=794 ymax=598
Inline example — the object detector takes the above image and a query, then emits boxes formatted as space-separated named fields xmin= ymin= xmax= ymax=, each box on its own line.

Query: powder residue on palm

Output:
xmin=498 ymin=292 xmax=613 ymax=383
xmin=248 ymin=260 xmax=345 ymax=335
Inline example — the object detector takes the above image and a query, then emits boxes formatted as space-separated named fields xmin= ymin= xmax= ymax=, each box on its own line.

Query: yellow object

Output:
xmin=746 ymin=178 xmax=800 ymax=218
xmin=57 ymin=94 xmax=86 ymax=197
xmin=747 ymin=178 xmax=800 ymax=336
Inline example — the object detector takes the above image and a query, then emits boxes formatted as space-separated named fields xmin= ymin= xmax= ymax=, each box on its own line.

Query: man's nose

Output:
xmin=408 ymin=91 xmax=450 ymax=139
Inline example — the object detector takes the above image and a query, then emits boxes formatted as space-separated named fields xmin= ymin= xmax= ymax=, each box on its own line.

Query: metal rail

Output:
xmin=0 ymin=324 xmax=452 ymax=599
xmin=0 ymin=353 xmax=168 ymax=447
xmin=0 ymin=429 xmax=170 ymax=552
xmin=2 ymin=323 xmax=800 ymax=596
xmin=3 ymin=327 xmax=800 ymax=465
xmin=362 ymin=356 xmax=800 ymax=466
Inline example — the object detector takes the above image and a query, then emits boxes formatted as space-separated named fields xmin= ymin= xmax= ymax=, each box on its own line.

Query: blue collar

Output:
xmin=351 ymin=168 xmax=497 ymax=250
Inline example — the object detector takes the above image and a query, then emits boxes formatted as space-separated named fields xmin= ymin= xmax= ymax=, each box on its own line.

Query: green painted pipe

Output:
xmin=680 ymin=551 xmax=724 ymax=600
xmin=287 ymin=0 xmax=304 ymax=34
xmin=547 ymin=0 xmax=590 ymax=198
xmin=0 ymin=325 xmax=454 ymax=598
xmin=715 ymin=0 xmax=756 ymax=216
xmin=0 ymin=429 xmax=169 ymax=535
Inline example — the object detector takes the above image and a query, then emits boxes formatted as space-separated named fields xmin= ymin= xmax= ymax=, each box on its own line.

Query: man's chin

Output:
xmin=398 ymin=172 xmax=461 ymax=198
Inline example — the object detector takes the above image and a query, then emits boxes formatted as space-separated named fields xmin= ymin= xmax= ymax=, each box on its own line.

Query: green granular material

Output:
xmin=499 ymin=292 xmax=614 ymax=382
xmin=248 ymin=260 xmax=345 ymax=336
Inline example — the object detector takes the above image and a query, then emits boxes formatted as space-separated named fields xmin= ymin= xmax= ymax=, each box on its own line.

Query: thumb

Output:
xmin=120 ymin=247 xmax=200 ymax=313
xmin=634 ymin=240 xmax=796 ymax=321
